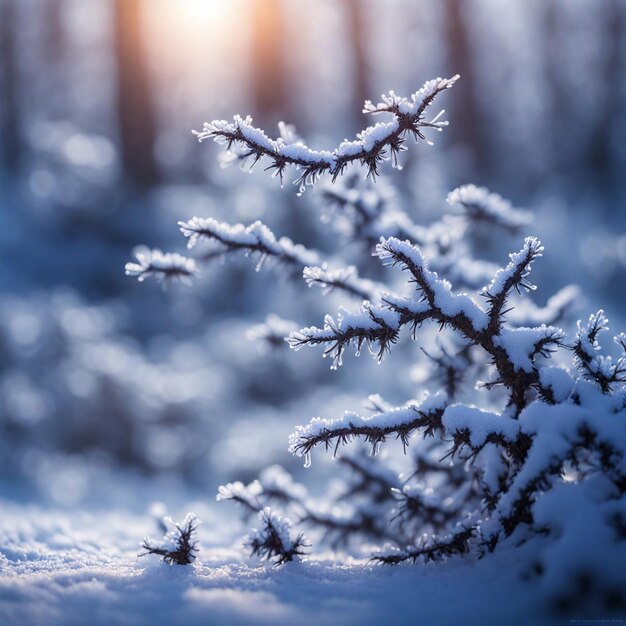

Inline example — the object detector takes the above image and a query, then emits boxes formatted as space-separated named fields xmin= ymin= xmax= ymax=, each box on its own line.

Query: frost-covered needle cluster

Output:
xmin=125 ymin=247 xmax=198 ymax=285
xmin=140 ymin=513 xmax=200 ymax=565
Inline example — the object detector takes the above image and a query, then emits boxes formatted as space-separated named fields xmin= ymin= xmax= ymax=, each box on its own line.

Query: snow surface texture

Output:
xmin=0 ymin=496 xmax=589 ymax=626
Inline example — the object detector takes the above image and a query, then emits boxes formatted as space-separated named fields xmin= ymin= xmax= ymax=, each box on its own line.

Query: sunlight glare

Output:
xmin=176 ymin=0 xmax=228 ymax=24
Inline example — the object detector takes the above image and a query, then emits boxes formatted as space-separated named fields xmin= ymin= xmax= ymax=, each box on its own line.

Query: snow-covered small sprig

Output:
xmin=447 ymin=185 xmax=531 ymax=234
xmin=391 ymin=483 xmax=464 ymax=533
xmin=289 ymin=393 xmax=447 ymax=462
xmin=245 ymin=508 xmax=308 ymax=566
xmin=193 ymin=76 xmax=459 ymax=192
xmin=319 ymin=173 xmax=392 ymax=240
xmin=287 ymin=301 xmax=403 ymax=370
xmin=217 ymin=466 xmax=308 ymax=519
xmin=508 ymin=284 xmax=583 ymax=327
xmin=482 ymin=237 xmax=544 ymax=331
xmin=319 ymin=173 xmax=450 ymax=253
xmin=372 ymin=525 xmax=475 ymax=564
xmin=125 ymin=247 xmax=198 ymax=285
xmin=247 ymin=315 xmax=300 ymax=351
xmin=573 ymin=310 xmax=626 ymax=393
xmin=217 ymin=480 xmax=264 ymax=517
xmin=421 ymin=340 xmax=472 ymax=401
xmin=177 ymin=217 xmax=378 ymax=300
xmin=303 ymin=265 xmax=381 ymax=301
xmin=139 ymin=513 xmax=200 ymax=565
xmin=179 ymin=217 xmax=319 ymax=272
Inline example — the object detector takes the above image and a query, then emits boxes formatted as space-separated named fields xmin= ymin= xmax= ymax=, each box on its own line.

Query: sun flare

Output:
xmin=176 ymin=0 xmax=230 ymax=24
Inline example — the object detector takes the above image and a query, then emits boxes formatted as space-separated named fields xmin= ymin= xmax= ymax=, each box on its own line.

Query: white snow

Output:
xmin=538 ymin=367 xmax=574 ymax=403
xmin=0 ymin=492 xmax=572 ymax=626
xmin=442 ymin=405 xmax=520 ymax=447
xmin=493 ymin=326 xmax=564 ymax=373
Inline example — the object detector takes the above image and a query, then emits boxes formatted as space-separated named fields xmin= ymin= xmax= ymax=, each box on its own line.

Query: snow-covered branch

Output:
xmin=572 ymin=310 xmax=626 ymax=393
xmin=290 ymin=236 xmax=568 ymax=410
xmin=303 ymin=265 xmax=382 ymax=301
xmin=247 ymin=315 xmax=300 ymax=351
xmin=125 ymin=248 xmax=198 ymax=285
xmin=372 ymin=526 xmax=475 ymax=564
xmin=421 ymin=341 xmax=472 ymax=400
xmin=482 ymin=236 xmax=544 ymax=332
xmin=447 ymin=185 xmax=531 ymax=234
xmin=289 ymin=394 xmax=447 ymax=460
xmin=193 ymin=76 xmax=459 ymax=191
xmin=179 ymin=217 xmax=319 ymax=272
xmin=245 ymin=508 xmax=308 ymax=565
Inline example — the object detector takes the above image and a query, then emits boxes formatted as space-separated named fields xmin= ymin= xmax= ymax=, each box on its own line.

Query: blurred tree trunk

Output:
xmin=43 ymin=0 xmax=64 ymax=63
xmin=542 ymin=1 xmax=565 ymax=175
xmin=249 ymin=0 xmax=288 ymax=125
xmin=588 ymin=0 xmax=624 ymax=200
xmin=441 ymin=0 xmax=486 ymax=176
xmin=346 ymin=0 xmax=370 ymax=129
xmin=0 ymin=0 xmax=21 ymax=174
xmin=544 ymin=0 xmax=624 ymax=206
xmin=42 ymin=0 xmax=66 ymax=120
xmin=113 ymin=0 xmax=160 ymax=189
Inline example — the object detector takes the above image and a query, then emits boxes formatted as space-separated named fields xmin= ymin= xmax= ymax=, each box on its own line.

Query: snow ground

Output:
xmin=0 ymin=494 xmax=590 ymax=626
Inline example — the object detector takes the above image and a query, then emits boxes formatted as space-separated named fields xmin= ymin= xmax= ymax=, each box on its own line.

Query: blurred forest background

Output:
xmin=1 ymin=0 xmax=625 ymax=504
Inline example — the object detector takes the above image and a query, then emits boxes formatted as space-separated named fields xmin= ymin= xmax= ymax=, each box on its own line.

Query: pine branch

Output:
xmin=217 ymin=480 xmax=264 ymax=517
xmin=288 ymin=238 xmax=489 ymax=368
xmin=421 ymin=340 xmax=472 ymax=400
xmin=302 ymin=503 xmax=398 ymax=547
xmin=391 ymin=484 xmax=465 ymax=532
xmin=287 ymin=301 xmax=404 ymax=369
xmin=247 ymin=315 xmax=299 ymax=351
xmin=179 ymin=217 xmax=319 ymax=272
xmin=290 ymin=236 xmax=565 ymax=410
xmin=303 ymin=265 xmax=382 ymax=301
xmin=482 ymin=236 xmax=544 ymax=334
xmin=447 ymin=185 xmax=531 ymax=234
xmin=245 ymin=508 xmax=309 ymax=565
xmin=289 ymin=394 xmax=447 ymax=460
xmin=193 ymin=76 xmax=459 ymax=191
xmin=338 ymin=451 xmax=401 ymax=502
xmin=217 ymin=466 xmax=308 ymax=519
xmin=139 ymin=513 xmax=199 ymax=565
xmin=572 ymin=310 xmax=626 ymax=393
xmin=508 ymin=285 xmax=582 ymax=327
xmin=372 ymin=525 xmax=475 ymax=564
xmin=441 ymin=406 xmax=534 ymax=470
xmin=486 ymin=419 xmax=626 ymax=547
xmin=125 ymin=248 xmax=198 ymax=285
xmin=176 ymin=217 xmax=380 ymax=301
